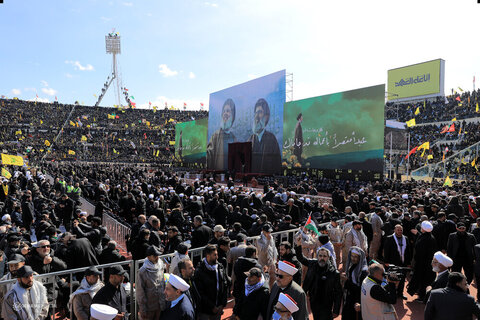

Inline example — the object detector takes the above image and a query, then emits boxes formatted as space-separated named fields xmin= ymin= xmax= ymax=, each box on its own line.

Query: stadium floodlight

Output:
xmin=105 ymin=33 xmax=121 ymax=54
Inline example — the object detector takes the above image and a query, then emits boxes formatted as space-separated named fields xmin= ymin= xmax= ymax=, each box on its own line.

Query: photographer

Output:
xmin=360 ymin=263 xmax=398 ymax=320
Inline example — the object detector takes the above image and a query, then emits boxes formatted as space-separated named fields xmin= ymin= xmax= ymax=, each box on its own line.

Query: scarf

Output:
xmin=245 ymin=275 xmax=265 ymax=297
xmin=393 ymin=235 xmax=406 ymax=263
xmin=203 ymin=257 xmax=220 ymax=302
xmin=12 ymin=281 xmax=45 ymax=320
xmin=68 ymin=278 xmax=103 ymax=310
xmin=345 ymin=246 xmax=368 ymax=285
xmin=352 ymin=229 xmax=362 ymax=247
xmin=141 ymin=258 xmax=162 ymax=272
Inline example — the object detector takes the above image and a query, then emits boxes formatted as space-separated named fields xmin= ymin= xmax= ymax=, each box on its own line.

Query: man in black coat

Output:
xmin=193 ymin=244 xmax=229 ymax=319
xmin=191 ymin=216 xmax=212 ymax=248
xmin=232 ymin=245 xmax=262 ymax=300
xmin=58 ymin=194 xmax=75 ymax=231
xmin=295 ymin=243 xmax=342 ymax=320
xmin=279 ymin=241 xmax=302 ymax=285
xmin=62 ymin=233 xmax=99 ymax=269
xmin=160 ymin=274 xmax=195 ymax=320
xmin=72 ymin=216 xmax=103 ymax=256
xmin=383 ymin=224 xmax=412 ymax=299
xmin=425 ymin=272 xmax=480 ymax=320
xmin=447 ymin=222 xmax=477 ymax=284
xmin=99 ymin=240 xmax=126 ymax=264
xmin=21 ymin=194 xmax=35 ymax=231
xmin=232 ymin=267 xmax=269 ymax=320
xmin=92 ymin=266 xmax=128 ymax=320
xmin=425 ymin=251 xmax=453 ymax=302
xmin=165 ymin=226 xmax=182 ymax=254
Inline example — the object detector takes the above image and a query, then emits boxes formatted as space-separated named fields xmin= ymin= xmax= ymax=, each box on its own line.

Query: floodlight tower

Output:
xmin=95 ymin=32 xmax=125 ymax=107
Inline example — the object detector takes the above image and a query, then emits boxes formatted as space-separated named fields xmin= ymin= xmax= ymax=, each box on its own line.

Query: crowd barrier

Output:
xmin=102 ymin=212 xmax=131 ymax=253
xmin=0 ymin=222 xmax=347 ymax=320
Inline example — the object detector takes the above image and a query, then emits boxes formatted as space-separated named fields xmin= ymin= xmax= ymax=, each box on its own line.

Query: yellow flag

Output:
xmin=451 ymin=117 xmax=457 ymax=122
xmin=443 ymin=176 xmax=453 ymax=187
xmin=40 ymin=120 xmax=43 ymax=125
xmin=15 ymin=130 xmax=22 ymax=135
xmin=44 ymin=140 xmax=51 ymax=147
xmin=68 ymin=150 xmax=75 ymax=155
xmin=113 ymin=148 xmax=118 ymax=154
xmin=406 ymin=118 xmax=416 ymax=127
xmin=69 ymin=120 xmax=75 ymax=126
xmin=169 ymin=141 xmax=176 ymax=145
xmin=146 ymin=121 xmax=150 ymax=127
xmin=156 ymin=150 xmax=160 ymax=157
xmin=107 ymin=114 xmax=115 ymax=119
xmin=472 ymin=158 xmax=476 ymax=167
xmin=153 ymin=106 xmax=157 ymax=113
xmin=477 ymin=103 xmax=479 ymax=113
xmin=125 ymin=124 xmax=128 ymax=129
xmin=427 ymin=154 xmax=433 ymax=160
xmin=415 ymin=107 xmax=420 ymax=115
xmin=1 ymin=168 xmax=11 ymax=179
xmin=418 ymin=142 xmax=430 ymax=157
xmin=1 ymin=154 xmax=24 ymax=166
xmin=81 ymin=135 xmax=87 ymax=141
xmin=168 ymin=118 xmax=175 ymax=123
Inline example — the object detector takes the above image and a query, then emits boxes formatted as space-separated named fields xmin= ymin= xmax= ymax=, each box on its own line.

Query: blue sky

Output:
xmin=1 ymin=0 xmax=480 ymax=110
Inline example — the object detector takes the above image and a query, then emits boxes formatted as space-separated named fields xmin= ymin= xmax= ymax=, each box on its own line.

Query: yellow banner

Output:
xmin=1 ymin=168 xmax=11 ymax=179
xmin=1 ymin=154 xmax=24 ymax=166
xmin=68 ymin=150 xmax=75 ymax=155
xmin=169 ymin=141 xmax=176 ymax=145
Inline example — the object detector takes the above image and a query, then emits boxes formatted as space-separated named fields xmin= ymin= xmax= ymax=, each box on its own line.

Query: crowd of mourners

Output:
xmin=0 ymin=161 xmax=480 ymax=319
xmin=0 ymin=98 xmax=207 ymax=164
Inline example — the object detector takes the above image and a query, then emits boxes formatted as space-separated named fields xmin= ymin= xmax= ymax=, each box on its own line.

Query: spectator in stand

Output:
xmin=70 ymin=266 xmax=104 ymax=320
xmin=191 ymin=215 xmax=213 ymax=248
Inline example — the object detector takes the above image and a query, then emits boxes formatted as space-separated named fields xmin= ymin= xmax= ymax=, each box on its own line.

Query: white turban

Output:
xmin=434 ymin=251 xmax=453 ymax=268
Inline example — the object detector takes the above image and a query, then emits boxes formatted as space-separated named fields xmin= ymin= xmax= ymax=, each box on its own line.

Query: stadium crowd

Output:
xmin=0 ymin=161 xmax=479 ymax=319
xmin=0 ymin=98 xmax=207 ymax=164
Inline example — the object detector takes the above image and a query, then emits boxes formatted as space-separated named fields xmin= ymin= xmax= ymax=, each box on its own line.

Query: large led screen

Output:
xmin=283 ymin=84 xmax=385 ymax=171
xmin=207 ymin=70 xmax=286 ymax=174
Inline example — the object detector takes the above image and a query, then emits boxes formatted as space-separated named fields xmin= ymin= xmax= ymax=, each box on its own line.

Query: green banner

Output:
xmin=282 ymin=84 xmax=385 ymax=171
xmin=175 ymin=118 xmax=207 ymax=163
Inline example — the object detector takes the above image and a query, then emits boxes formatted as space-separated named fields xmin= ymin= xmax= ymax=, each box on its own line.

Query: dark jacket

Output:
xmin=65 ymin=238 xmax=99 ymax=269
xmin=280 ymin=250 xmax=302 ymax=285
xmin=99 ymin=247 xmax=126 ymax=265
xmin=132 ymin=238 xmax=150 ymax=261
xmin=92 ymin=282 xmax=128 ymax=319
xmin=233 ymin=283 xmax=269 ymax=320
xmin=447 ymin=231 xmax=477 ymax=262
xmin=383 ymin=234 xmax=412 ymax=266
xmin=160 ymin=295 xmax=195 ymax=320
xmin=266 ymin=281 xmax=308 ymax=320
xmin=295 ymin=245 xmax=342 ymax=317
xmin=232 ymin=257 xmax=262 ymax=299
xmin=425 ymin=286 xmax=480 ymax=320
xmin=193 ymin=259 xmax=229 ymax=315
xmin=191 ymin=225 xmax=212 ymax=248
xmin=165 ymin=234 xmax=182 ymax=254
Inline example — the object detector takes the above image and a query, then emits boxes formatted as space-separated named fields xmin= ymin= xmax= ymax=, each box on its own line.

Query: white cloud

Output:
xmin=123 ymin=2 xmax=133 ymax=6
xmin=11 ymin=89 xmax=21 ymax=95
xmin=158 ymin=64 xmax=178 ymax=77
xmin=137 ymin=96 xmax=208 ymax=111
xmin=204 ymin=2 xmax=218 ymax=7
xmin=41 ymin=88 xmax=57 ymax=96
xmin=188 ymin=72 xmax=196 ymax=79
xmin=29 ymin=97 xmax=50 ymax=103
xmin=101 ymin=16 xmax=112 ymax=22
xmin=65 ymin=60 xmax=95 ymax=71
xmin=65 ymin=73 xmax=73 ymax=78
xmin=41 ymin=80 xmax=49 ymax=87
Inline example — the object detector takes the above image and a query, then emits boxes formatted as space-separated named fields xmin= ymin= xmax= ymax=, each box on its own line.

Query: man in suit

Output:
xmin=383 ymin=224 xmax=412 ymax=299
xmin=447 ymin=222 xmax=477 ymax=284
xmin=425 ymin=272 xmax=480 ymax=320
xmin=191 ymin=216 xmax=212 ymax=248
xmin=160 ymin=274 xmax=195 ymax=320
xmin=266 ymin=261 xmax=308 ymax=320
xmin=425 ymin=251 xmax=453 ymax=302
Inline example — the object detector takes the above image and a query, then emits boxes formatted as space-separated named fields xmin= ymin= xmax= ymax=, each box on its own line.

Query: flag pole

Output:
xmin=406 ymin=133 xmax=410 ymax=179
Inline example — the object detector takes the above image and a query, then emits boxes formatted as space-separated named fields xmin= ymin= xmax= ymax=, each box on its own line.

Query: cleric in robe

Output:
xmin=206 ymin=99 xmax=236 ymax=170
xmin=294 ymin=113 xmax=303 ymax=163
xmin=248 ymin=98 xmax=281 ymax=174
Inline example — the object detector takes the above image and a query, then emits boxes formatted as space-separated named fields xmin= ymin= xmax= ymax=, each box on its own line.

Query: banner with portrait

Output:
xmin=207 ymin=70 xmax=286 ymax=174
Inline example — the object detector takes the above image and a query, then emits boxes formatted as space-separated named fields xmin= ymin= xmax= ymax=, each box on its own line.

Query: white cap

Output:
xmin=149 ymin=194 xmax=154 ymax=199
xmin=434 ymin=251 xmax=453 ymax=268
xmin=1 ymin=214 xmax=10 ymax=222
xmin=179 ymin=193 xmax=184 ymax=198
xmin=299 ymin=197 xmax=304 ymax=201
xmin=402 ymin=194 xmax=409 ymax=199
xmin=278 ymin=293 xmax=299 ymax=313
xmin=421 ymin=221 xmax=433 ymax=232
xmin=168 ymin=274 xmax=190 ymax=292
xmin=278 ymin=260 xmax=298 ymax=276
xmin=90 ymin=304 xmax=118 ymax=320
xmin=305 ymin=198 xmax=311 ymax=203
xmin=79 ymin=211 xmax=88 ymax=216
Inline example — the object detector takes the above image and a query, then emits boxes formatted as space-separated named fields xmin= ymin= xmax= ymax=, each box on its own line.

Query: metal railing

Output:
xmin=102 ymin=212 xmax=131 ymax=252
xmin=0 ymin=220 xmax=340 ymax=320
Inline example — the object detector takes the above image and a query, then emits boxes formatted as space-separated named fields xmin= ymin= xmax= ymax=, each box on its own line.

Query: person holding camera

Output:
xmin=360 ymin=263 xmax=398 ymax=320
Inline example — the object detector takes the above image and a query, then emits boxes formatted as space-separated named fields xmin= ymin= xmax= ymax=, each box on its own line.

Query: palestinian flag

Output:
xmin=469 ymin=203 xmax=477 ymax=219
xmin=305 ymin=214 xmax=320 ymax=236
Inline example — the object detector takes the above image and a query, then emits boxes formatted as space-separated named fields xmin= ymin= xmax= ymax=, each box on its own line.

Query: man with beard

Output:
xmin=408 ymin=221 xmax=437 ymax=302
xmin=294 ymin=242 xmax=342 ymax=320
xmin=425 ymin=251 xmax=453 ymax=302
xmin=248 ymin=98 xmax=281 ymax=174
xmin=425 ymin=272 xmax=480 ymax=320
xmin=160 ymin=274 xmax=195 ymax=320
xmin=194 ymin=244 xmax=229 ymax=320
xmin=2 ymin=265 xmax=49 ymax=320
xmin=70 ymin=266 xmax=104 ymax=320
xmin=92 ymin=266 xmax=128 ymax=320
xmin=232 ymin=245 xmax=262 ymax=300
xmin=178 ymin=258 xmax=200 ymax=313
xmin=344 ymin=220 xmax=368 ymax=263
xmin=447 ymin=222 xmax=476 ymax=284
xmin=137 ymin=246 xmax=167 ymax=320
xmin=279 ymin=241 xmax=302 ymax=285
xmin=293 ymin=113 xmax=303 ymax=164
xmin=207 ymin=99 xmax=237 ymax=170
xmin=341 ymin=247 xmax=368 ymax=320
